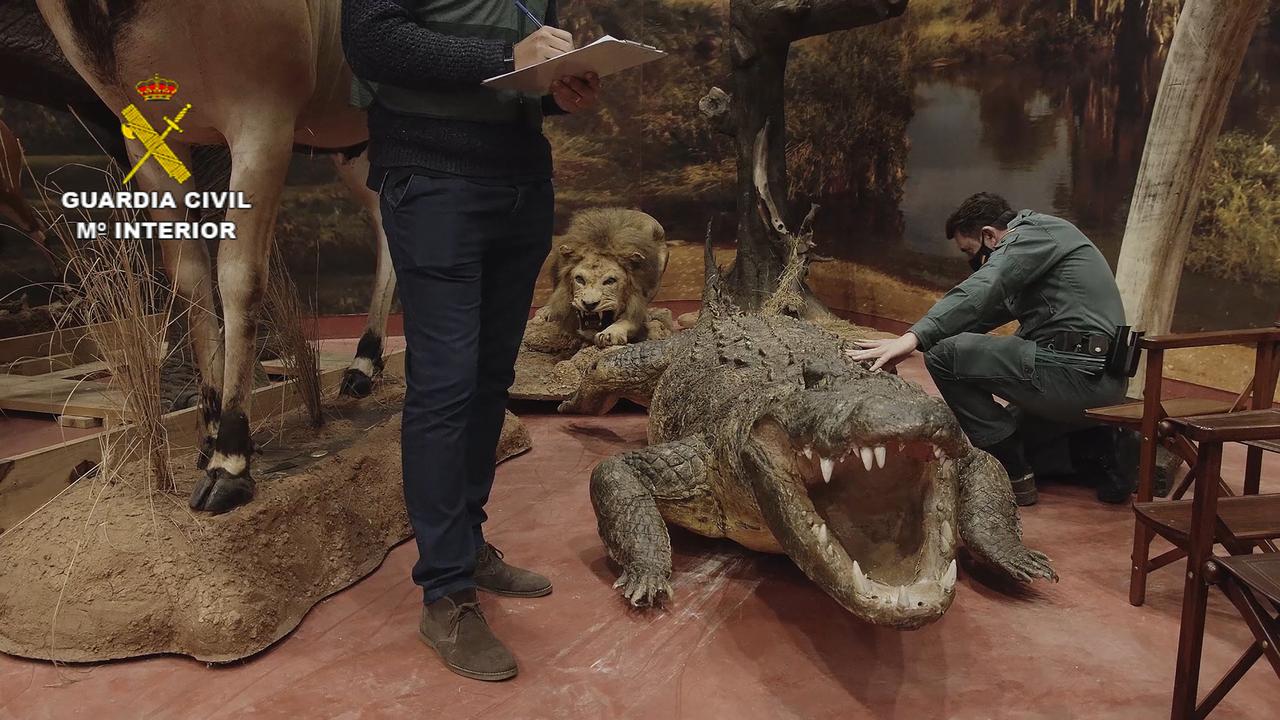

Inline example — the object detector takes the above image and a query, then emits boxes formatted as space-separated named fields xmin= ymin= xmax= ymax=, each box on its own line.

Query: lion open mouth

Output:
xmin=577 ymin=309 xmax=616 ymax=333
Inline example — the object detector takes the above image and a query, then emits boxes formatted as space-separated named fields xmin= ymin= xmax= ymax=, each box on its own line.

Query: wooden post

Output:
xmin=1114 ymin=0 xmax=1266 ymax=359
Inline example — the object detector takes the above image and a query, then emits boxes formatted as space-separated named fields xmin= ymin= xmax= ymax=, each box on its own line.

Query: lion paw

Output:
xmin=595 ymin=326 xmax=629 ymax=347
xmin=613 ymin=569 xmax=672 ymax=608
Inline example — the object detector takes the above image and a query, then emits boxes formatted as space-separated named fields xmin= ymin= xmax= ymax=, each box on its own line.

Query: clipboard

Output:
xmin=482 ymin=35 xmax=667 ymax=93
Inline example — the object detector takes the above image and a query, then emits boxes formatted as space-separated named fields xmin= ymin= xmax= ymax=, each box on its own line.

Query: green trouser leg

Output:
xmin=921 ymin=333 xmax=1127 ymax=449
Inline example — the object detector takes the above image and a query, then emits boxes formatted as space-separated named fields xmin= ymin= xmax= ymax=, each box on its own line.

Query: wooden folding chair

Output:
xmin=1163 ymin=408 xmax=1280 ymax=719
xmin=1085 ymin=322 xmax=1280 ymax=606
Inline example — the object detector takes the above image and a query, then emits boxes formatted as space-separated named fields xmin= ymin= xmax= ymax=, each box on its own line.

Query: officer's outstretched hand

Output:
xmin=845 ymin=332 xmax=920 ymax=372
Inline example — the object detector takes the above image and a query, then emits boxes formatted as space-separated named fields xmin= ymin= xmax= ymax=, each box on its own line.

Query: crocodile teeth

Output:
xmin=941 ymin=559 xmax=958 ymax=590
xmin=934 ymin=446 xmax=945 ymax=460
xmin=873 ymin=445 xmax=886 ymax=469
xmin=802 ymin=446 xmax=812 ymax=459
xmin=820 ymin=457 xmax=834 ymax=483
xmin=897 ymin=588 xmax=914 ymax=610
xmin=860 ymin=447 xmax=874 ymax=471
xmin=815 ymin=523 xmax=829 ymax=544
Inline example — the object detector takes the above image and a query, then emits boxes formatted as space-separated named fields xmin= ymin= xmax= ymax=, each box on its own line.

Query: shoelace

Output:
xmin=484 ymin=543 xmax=505 ymax=561
xmin=450 ymin=600 xmax=486 ymax=635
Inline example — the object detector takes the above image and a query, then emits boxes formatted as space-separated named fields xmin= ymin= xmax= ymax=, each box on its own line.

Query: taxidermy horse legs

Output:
xmin=333 ymin=150 xmax=397 ymax=399
xmin=0 ymin=118 xmax=44 ymax=244
xmin=36 ymin=0 xmax=355 ymax=512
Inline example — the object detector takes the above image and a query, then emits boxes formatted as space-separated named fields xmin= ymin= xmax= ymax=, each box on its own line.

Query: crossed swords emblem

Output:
xmin=120 ymin=102 xmax=193 ymax=184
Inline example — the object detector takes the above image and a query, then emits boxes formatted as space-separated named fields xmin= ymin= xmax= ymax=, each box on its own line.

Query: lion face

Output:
xmin=568 ymin=255 xmax=630 ymax=333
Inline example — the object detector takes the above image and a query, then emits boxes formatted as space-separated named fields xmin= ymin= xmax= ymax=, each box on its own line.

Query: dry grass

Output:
xmin=263 ymin=244 xmax=323 ymax=428
xmin=31 ymin=168 xmax=176 ymax=496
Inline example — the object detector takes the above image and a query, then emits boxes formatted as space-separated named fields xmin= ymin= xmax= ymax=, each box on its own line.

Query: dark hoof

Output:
xmin=196 ymin=436 xmax=215 ymax=470
xmin=189 ymin=468 xmax=255 ymax=514
xmin=339 ymin=368 xmax=374 ymax=398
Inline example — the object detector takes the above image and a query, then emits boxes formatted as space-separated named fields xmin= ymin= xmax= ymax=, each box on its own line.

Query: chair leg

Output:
xmin=1170 ymin=442 xmax=1223 ymax=720
xmin=1194 ymin=641 xmax=1263 ymax=719
xmin=1220 ymin=577 xmax=1280 ymax=676
xmin=1131 ymin=522 xmax=1156 ymax=607
xmin=1243 ymin=446 xmax=1263 ymax=496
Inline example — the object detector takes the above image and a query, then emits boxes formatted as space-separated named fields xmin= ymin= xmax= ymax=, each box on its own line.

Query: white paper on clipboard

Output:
xmin=482 ymin=35 xmax=667 ymax=93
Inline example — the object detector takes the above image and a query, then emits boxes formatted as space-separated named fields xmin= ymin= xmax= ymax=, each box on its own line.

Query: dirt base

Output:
xmin=0 ymin=380 xmax=531 ymax=663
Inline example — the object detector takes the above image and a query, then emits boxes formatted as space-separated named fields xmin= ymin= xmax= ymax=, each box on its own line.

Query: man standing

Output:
xmin=848 ymin=193 xmax=1132 ymax=507
xmin=342 ymin=0 xmax=598 ymax=681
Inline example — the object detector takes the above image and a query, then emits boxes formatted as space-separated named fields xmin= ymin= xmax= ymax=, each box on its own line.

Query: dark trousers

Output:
xmin=922 ymin=333 xmax=1127 ymax=450
xmin=379 ymin=168 xmax=553 ymax=604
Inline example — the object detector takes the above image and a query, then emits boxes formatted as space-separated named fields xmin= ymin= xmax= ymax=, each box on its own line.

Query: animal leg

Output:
xmin=590 ymin=435 xmax=716 ymax=607
xmin=128 ymin=141 xmax=226 ymax=469
xmin=559 ymin=336 xmax=683 ymax=414
xmin=594 ymin=317 xmax=640 ymax=348
xmin=332 ymin=150 xmax=394 ymax=398
xmin=956 ymin=447 xmax=1058 ymax=583
xmin=190 ymin=122 xmax=294 ymax=514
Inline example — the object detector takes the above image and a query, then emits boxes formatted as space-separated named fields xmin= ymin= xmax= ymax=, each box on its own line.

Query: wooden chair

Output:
xmin=1163 ymin=408 xmax=1280 ymax=719
xmin=1085 ymin=323 xmax=1280 ymax=606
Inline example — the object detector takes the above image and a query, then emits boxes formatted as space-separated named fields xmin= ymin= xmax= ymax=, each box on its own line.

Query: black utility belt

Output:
xmin=1040 ymin=330 xmax=1111 ymax=357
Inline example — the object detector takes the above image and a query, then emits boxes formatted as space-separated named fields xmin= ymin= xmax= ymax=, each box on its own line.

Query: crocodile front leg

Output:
xmin=956 ymin=448 xmax=1058 ymax=583
xmin=590 ymin=435 xmax=718 ymax=607
xmin=560 ymin=335 xmax=682 ymax=415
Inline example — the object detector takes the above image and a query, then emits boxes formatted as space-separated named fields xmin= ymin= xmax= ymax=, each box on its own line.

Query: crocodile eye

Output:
xmin=603 ymin=277 xmax=617 ymax=285
xmin=575 ymin=275 xmax=586 ymax=285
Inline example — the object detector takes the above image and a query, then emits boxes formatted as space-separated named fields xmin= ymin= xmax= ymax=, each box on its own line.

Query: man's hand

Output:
xmin=845 ymin=332 xmax=920 ymax=372
xmin=551 ymin=72 xmax=599 ymax=113
xmin=514 ymin=26 xmax=574 ymax=69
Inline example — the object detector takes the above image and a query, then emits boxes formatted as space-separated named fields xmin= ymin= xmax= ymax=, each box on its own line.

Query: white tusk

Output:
xmin=820 ymin=457 xmax=834 ymax=483
xmin=803 ymin=446 xmax=812 ymax=459
xmin=860 ymin=447 xmax=874 ymax=471
xmin=874 ymin=445 xmax=886 ymax=469
xmin=941 ymin=559 xmax=958 ymax=590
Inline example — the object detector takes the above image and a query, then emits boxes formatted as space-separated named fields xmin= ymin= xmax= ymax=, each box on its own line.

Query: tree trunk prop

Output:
xmin=709 ymin=0 xmax=908 ymax=311
xmin=1114 ymin=0 xmax=1264 ymax=389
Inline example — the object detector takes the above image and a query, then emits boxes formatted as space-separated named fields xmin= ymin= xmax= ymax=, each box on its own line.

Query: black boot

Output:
xmin=981 ymin=432 xmax=1038 ymax=507
xmin=1070 ymin=426 xmax=1135 ymax=504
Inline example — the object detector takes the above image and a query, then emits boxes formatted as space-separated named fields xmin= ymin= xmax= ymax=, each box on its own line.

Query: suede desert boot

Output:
xmin=419 ymin=589 xmax=517 ymax=681
xmin=474 ymin=543 xmax=553 ymax=598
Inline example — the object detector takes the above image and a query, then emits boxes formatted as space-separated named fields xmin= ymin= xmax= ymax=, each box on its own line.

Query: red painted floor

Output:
xmin=2 ymin=344 xmax=1278 ymax=719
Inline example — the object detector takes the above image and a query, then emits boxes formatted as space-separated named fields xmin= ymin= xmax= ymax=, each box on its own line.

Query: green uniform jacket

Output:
xmin=908 ymin=210 xmax=1126 ymax=352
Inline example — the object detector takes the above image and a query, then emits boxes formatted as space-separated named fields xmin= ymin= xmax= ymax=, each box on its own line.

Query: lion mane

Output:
xmin=543 ymin=208 xmax=669 ymax=347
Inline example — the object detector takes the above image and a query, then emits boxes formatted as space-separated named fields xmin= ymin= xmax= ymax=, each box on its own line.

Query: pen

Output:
xmin=513 ymin=0 xmax=543 ymax=28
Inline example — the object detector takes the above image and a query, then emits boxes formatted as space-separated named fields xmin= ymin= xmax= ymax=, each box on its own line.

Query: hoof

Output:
xmin=339 ymin=368 xmax=374 ymax=398
xmin=190 ymin=468 xmax=255 ymax=514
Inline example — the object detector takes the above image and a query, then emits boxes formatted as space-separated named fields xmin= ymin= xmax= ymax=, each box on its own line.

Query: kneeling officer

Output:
xmin=849 ymin=193 xmax=1134 ymax=506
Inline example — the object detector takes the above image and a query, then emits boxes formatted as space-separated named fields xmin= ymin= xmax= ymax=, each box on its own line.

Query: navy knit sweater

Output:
xmin=341 ymin=0 xmax=564 ymax=182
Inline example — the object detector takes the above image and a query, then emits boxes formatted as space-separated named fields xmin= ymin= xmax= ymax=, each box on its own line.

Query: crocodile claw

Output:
xmin=994 ymin=547 xmax=1058 ymax=584
xmin=614 ymin=570 xmax=673 ymax=607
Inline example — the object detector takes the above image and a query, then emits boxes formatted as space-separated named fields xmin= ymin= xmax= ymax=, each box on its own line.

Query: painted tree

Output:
xmin=700 ymin=0 xmax=909 ymax=313
xmin=1113 ymin=0 xmax=1266 ymax=351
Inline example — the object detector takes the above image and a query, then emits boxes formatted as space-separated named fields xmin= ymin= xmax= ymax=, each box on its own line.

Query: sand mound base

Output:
xmin=0 ymin=383 xmax=531 ymax=663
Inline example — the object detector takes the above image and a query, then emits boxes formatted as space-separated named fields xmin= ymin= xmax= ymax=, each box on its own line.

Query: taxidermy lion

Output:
xmin=538 ymin=208 xmax=670 ymax=347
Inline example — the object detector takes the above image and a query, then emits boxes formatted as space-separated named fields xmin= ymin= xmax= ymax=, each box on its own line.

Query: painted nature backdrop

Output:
xmin=0 ymin=0 xmax=1277 ymax=340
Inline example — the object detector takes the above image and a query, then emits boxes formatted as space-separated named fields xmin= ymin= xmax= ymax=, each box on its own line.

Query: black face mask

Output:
xmin=968 ymin=243 xmax=994 ymax=273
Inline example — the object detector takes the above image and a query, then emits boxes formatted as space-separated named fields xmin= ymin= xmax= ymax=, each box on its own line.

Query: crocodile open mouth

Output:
xmin=577 ymin=309 xmax=616 ymax=333
xmin=750 ymin=419 xmax=961 ymax=628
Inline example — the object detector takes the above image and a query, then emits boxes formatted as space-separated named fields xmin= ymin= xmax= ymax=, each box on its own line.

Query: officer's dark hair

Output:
xmin=945 ymin=193 xmax=1017 ymax=240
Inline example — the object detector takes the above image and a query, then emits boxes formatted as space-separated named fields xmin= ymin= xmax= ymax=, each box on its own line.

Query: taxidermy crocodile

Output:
xmin=561 ymin=243 xmax=1058 ymax=629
